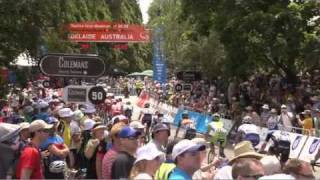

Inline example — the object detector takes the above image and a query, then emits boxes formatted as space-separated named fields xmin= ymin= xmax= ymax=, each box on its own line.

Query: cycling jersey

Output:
xmin=208 ymin=120 xmax=226 ymax=136
xmin=238 ymin=123 xmax=260 ymax=147
xmin=207 ymin=120 xmax=227 ymax=146
xmin=238 ymin=123 xmax=259 ymax=134
xmin=141 ymin=108 xmax=153 ymax=128
xmin=269 ymin=130 xmax=291 ymax=163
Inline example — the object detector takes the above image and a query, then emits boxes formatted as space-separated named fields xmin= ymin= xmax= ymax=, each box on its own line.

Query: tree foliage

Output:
xmin=148 ymin=0 xmax=320 ymax=81
xmin=0 ymin=0 xmax=151 ymax=72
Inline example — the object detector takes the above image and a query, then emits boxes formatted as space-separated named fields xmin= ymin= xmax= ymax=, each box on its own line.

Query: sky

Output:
xmin=138 ymin=0 xmax=153 ymax=24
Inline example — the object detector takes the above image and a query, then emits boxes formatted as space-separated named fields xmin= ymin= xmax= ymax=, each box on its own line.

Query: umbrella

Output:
xmin=127 ymin=72 xmax=142 ymax=77
xmin=140 ymin=70 xmax=153 ymax=77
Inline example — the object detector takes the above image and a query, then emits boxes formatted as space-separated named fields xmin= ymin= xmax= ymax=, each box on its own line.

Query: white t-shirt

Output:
xmin=259 ymin=173 xmax=295 ymax=180
xmin=238 ymin=123 xmax=259 ymax=135
xmin=134 ymin=173 xmax=153 ymax=180
xmin=214 ymin=165 xmax=232 ymax=180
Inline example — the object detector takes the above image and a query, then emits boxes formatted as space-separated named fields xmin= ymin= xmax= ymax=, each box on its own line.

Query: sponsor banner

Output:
xmin=152 ymin=26 xmax=167 ymax=84
xmin=298 ymin=136 xmax=320 ymax=162
xmin=289 ymin=133 xmax=308 ymax=159
xmin=68 ymin=30 xmax=150 ymax=43
xmin=68 ymin=22 xmax=146 ymax=32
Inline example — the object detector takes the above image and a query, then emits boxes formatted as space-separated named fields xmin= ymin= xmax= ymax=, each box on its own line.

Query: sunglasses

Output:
xmin=39 ymin=129 xmax=51 ymax=133
xmin=126 ymin=136 xmax=138 ymax=140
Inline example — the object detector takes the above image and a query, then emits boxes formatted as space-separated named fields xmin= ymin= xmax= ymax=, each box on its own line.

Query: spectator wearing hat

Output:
xmin=58 ymin=108 xmax=74 ymax=147
xmin=40 ymin=118 xmax=69 ymax=179
xmin=130 ymin=120 xmax=146 ymax=147
xmin=82 ymin=104 xmax=96 ymax=119
xmin=33 ymin=101 xmax=50 ymax=123
xmin=16 ymin=120 xmax=53 ymax=179
xmin=48 ymin=98 xmax=60 ymax=114
xmin=111 ymin=126 xmax=141 ymax=179
xmin=214 ymin=141 xmax=263 ymax=180
xmin=168 ymin=139 xmax=206 ymax=180
xmin=279 ymin=104 xmax=294 ymax=132
xmin=192 ymin=138 xmax=220 ymax=180
xmin=129 ymin=144 xmax=165 ymax=179
xmin=232 ymin=158 xmax=265 ymax=180
xmin=298 ymin=110 xmax=314 ymax=135
xmin=102 ymin=122 xmax=126 ymax=179
xmin=0 ymin=123 xmax=22 ymax=179
xmin=260 ymin=104 xmax=271 ymax=127
xmin=149 ymin=123 xmax=170 ymax=153
xmin=69 ymin=122 xmax=82 ymax=170
xmin=85 ymin=123 xmax=107 ymax=179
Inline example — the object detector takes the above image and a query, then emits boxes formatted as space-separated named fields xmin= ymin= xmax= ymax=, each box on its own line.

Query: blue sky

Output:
xmin=138 ymin=0 xmax=153 ymax=24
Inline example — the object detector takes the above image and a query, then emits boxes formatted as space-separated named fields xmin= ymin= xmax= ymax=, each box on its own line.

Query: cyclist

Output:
xmin=152 ymin=112 xmax=164 ymax=127
xmin=175 ymin=111 xmax=196 ymax=140
xmin=139 ymin=103 xmax=153 ymax=141
xmin=206 ymin=113 xmax=227 ymax=158
xmin=123 ymin=101 xmax=133 ymax=121
xmin=236 ymin=116 xmax=260 ymax=148
xmin=267 ymin=129 xmax=291 ymax=166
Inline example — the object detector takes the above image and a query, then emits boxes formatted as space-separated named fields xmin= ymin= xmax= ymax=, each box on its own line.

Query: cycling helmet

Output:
xmin=182 ymin=111 xmax=189 ymax=118
xmin=49 ymin=160 xmax=66 ymax=173
xmin=242 ymin=115 xmax=252 ymax=123
xmin=212 ymin=113 xmax=220 ymax=118
xmin=144 ymin=103 xmax=150 ymax=108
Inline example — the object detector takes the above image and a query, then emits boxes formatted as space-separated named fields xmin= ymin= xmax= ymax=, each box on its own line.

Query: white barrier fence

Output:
xmin=148 ymin=97 xmax=320 ymax=163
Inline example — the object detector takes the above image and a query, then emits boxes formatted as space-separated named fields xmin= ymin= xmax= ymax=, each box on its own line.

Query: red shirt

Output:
xmin=16 ymin=146 xmax=44 ymax=179
xmin=102 ymin=147 xmax=119 ymax=179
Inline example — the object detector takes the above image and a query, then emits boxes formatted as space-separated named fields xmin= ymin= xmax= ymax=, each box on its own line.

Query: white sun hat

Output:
xmin=134 ymin=144 xmax=165 ymax=164
xmin=83 ymin=119 xmax=96 ymax=131
xmin=172 ymin=139 xmax=206 ymax=160
xmin=58 ymin=108 xmax=74 ymax=118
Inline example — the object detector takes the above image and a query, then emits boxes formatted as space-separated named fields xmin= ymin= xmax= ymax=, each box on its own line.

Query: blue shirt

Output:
xmin=40 ymin=134 xmax=64 ymax=150
xmin=168 ymin=167 xmax=192 ymax=180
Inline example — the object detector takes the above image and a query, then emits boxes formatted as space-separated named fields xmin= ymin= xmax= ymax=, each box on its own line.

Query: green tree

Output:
xmin=0 ymin=0 xmax=151 ymax=72
xmin=148 ymin=0 xmax=226 ymax=79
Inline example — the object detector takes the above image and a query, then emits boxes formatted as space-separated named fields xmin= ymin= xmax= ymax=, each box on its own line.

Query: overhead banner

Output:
xmin=152 ymin=27 xmax=167 ymax=84
xmin=68 ymin=31 xmax=150 ymax=42
xmin=68 ymin=22 xmax=146 ymax=31
xmin=68 ymin=22 xmax=150 ymax=43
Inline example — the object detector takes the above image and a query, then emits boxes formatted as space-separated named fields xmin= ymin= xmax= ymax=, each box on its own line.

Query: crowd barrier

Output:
xmin=137 ymin=92 xmax=320 ymax=163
